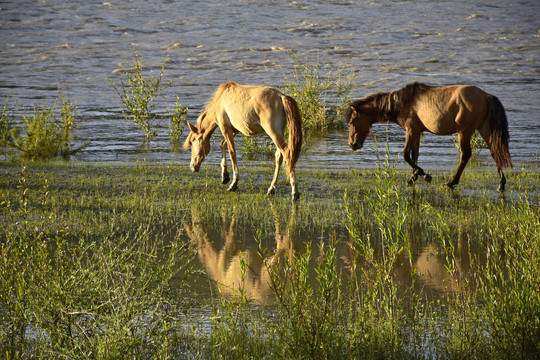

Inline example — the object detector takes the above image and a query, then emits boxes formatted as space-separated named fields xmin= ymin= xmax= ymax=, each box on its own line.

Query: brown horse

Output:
xmin=345 ymin=82 xmax=511 ymax=191
xmin=184 ymin=82 xmax=303 ymax=200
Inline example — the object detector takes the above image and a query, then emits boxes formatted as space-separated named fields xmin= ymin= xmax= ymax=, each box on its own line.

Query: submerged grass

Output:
xmin=1 ymin=158 xmax=539 ymax=358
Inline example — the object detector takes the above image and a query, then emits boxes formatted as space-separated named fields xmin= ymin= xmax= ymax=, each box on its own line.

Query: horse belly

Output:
xmin=231 ymin=116 xmax=265 ymax=136
xmin=416 ymin=106 xmax=457 ymax=135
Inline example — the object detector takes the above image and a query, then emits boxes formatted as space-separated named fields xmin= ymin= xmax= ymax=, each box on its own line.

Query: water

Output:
xmin=1 ymin=0 xmax=539 ymax=309
xmin=184 ymin=210 xmax=481 ymax=305
xmin=1 ymin=0 xmax=539 ymax=169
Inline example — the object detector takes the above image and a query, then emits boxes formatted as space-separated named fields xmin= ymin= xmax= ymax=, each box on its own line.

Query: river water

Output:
xmin=1 ymin=0 xmax=539 ymax=169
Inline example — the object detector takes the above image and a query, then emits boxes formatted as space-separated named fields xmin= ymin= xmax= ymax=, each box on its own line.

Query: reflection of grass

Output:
xmin=1 ymin=160 xmax=538 ymax=358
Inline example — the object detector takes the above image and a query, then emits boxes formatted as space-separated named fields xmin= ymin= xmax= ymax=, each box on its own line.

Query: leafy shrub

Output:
xmin=6 ymin=90 xmax=87 ymax=161
xmin=240 ymin=135 xmax=276 ymax=160
xmin=281 ymin=53 xmax=355 ymax=133
xmin=111 ymin=49 xmax=188 ymax=142
xmin=452 ymin=131 xmax=488 ymax=155
xmin=0 ymin=97 xmax=16 ymax=152
xmin=169 ymin=96 xmax=188 ymax=144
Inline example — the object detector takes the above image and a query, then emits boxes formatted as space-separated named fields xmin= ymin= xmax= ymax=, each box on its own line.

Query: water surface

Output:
xmin=1 ymin=0 xmax=538 ymax=168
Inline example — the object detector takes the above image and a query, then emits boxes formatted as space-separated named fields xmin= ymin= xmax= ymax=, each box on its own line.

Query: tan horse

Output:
xmin=345 ymin=82 xmax=512 ymax=191
xmin=184 ymin=82 xmax=303 ymax=200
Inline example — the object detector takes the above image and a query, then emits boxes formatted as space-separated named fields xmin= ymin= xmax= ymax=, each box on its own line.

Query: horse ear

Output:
xmin=187 ymin=121 xmax=198 ymax=134
xmin=347 ymin=105 xmax=357 ymax=123
xmin=183 ymin=132 xmax=192 ymax=150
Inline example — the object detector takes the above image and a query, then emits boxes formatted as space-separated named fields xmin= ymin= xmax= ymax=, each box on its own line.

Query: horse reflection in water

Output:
xmin=187 ymin=202 xmax=476 ymax=303
xmin=393 ymin=231 xmax=474 ymax=295
xmin=185 ymin=201 xmax=296 ymax=304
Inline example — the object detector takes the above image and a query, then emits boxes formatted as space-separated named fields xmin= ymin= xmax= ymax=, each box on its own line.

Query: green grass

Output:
xmin=1 ymin=159 xmax=539 ymax=359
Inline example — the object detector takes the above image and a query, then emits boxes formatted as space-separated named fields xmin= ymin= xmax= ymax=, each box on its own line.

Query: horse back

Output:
xmin=413 ymin=85 xmax=488 ymax=135
xmin=218 ymin=83 xmax=286 ymax=136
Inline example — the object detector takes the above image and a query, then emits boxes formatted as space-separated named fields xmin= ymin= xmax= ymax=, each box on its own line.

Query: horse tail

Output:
xmin=485 ymin=94 xmax=512 ymax=169
xmin=281 ymin=94 xmax=303 ymax=175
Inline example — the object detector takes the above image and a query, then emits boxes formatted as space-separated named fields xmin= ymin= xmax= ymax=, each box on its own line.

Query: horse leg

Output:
xmin=412 ymin=145 xmax=432 ymax=183
xmin=265 ymin=126 xmax=299 ymax=200
xmin=410 ymin=136 xmax=432 ymax=183
xmin=289 ymin=165 xmax=299 ymax=201
xmin=447 ymin=133 xmax=472 ymax=189
xmin=267 ymin=148 xmax=283 ymax=196
xmin=403 ymin=131 xmax=427 ymax=185
xmin=220 ymin=138 xmax=230 ymax=184
xmin=477 ymin=124 xmax=507 ymax=192
xmin=224 ymin=134 xmax=239 ymax=192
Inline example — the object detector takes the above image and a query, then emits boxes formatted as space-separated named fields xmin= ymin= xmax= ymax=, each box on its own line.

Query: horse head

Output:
xmin=184 ymin=118 xmax=210 ymax=172
xmin=346 ymin=103 xmax=373 ymax=151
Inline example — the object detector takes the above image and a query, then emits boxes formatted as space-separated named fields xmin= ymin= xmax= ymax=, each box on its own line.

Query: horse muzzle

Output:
xmin=190 ymin=163 xmax=200 ymax=172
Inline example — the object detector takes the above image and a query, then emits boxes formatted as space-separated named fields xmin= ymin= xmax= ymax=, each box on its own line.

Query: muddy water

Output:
xmin=1 ymin=0 xmax=539 ymax=168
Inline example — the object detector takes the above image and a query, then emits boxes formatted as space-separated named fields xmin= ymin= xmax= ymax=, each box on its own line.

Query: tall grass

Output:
xmin=0 ymin=165 xmax=196 ymax=358
xmin=1 ymin=158 xmax=538 ymax=359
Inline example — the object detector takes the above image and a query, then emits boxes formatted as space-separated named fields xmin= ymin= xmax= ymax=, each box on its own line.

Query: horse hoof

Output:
xmin=267 ymin=187 xmax=276 ymax=196
xmin=446 ymin=182 xmax=456 ymax=190
xmin=227 ymin=183 xmax=238 ymax=192
xmin=221 ymin=172 xmax=230 ymax=184
xmin=424 ymin=174 xmax=432 ymax=183
xmin=407 ymin=177 xmax=415 ymax=186
xmin=497 ymin=184 xmax=505 ymax=192
xmin=292 ymin=192 xmax=300 ymax=201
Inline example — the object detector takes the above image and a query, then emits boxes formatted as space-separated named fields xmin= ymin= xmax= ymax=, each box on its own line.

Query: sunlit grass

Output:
xmin=1 ymin=159 xmax=538 ymax=358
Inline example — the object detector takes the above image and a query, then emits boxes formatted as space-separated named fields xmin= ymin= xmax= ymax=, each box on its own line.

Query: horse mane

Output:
xmin=348 ymin=82 xmax=430 ymax=122
xmin=198 ymin=81 xmax=237 ymax=125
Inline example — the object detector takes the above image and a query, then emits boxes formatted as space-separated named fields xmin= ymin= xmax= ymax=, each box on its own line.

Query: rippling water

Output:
xmin=1 ymin=0 xmax=539 ymax=168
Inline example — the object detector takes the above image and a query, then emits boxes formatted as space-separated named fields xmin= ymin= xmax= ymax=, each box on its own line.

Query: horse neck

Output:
xmin=198 ymin=111 xmax=219 ymax=138
xmin=373 ymin=91 xmax=406 ymax=125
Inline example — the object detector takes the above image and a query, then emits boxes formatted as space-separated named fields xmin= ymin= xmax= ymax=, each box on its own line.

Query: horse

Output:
xmin=183 ymin=81 xmax=303 ymax=200
xmin=345 ymin=82 xmax=512 ymax=191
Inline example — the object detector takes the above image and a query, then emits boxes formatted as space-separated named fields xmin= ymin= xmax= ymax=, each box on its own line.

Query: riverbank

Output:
xmin=1 ymin=160 xmax=539 ymax=358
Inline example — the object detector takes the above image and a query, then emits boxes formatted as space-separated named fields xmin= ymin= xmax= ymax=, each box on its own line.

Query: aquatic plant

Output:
xmin=240 ymin=135 xmax=276 ymax=160
xmin=0 ymin=165 xmax=196 ymax=358
xmin=281 ymin=52 xmax=355 ymax=133
xmin=0 ymin=97 xmax=16 ymax=152
xmin=453 ymin=131 xmax=488 ymax=155
xmin=1 ymin=159 xmax=538 ymax=359
xmin=4 ymin=90 xmax=87 ymax=161
xmin=111 ymin=49 xmax=188 ymax=142
xmin=169 ymin=96 xmax=188 ymax=148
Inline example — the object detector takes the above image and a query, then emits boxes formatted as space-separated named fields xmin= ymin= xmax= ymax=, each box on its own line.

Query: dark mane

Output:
xmin=347 ymin=82 xmax=430 ymax=122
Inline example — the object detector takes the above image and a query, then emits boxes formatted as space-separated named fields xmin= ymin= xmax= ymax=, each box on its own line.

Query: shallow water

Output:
xmin=1 ymin=0 xmax=539 ymax=169
xmin=184 ymin=208 xmax=481 ymax=305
